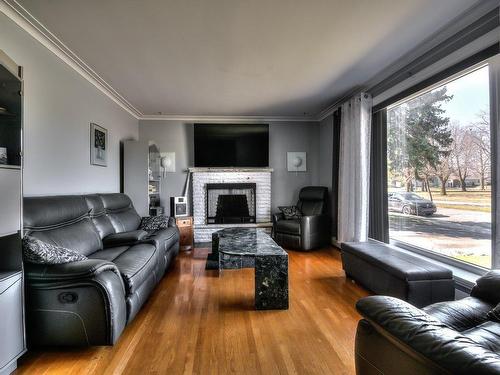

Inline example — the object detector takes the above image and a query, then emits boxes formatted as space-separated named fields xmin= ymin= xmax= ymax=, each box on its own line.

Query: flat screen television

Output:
xmin=194 ymin=124 xmax=269 ymax=167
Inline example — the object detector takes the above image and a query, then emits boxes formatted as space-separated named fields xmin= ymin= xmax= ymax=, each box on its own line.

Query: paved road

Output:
xmin=389 ymin=207 xmax=491 ymax=255
xmin=390 ymin=207 xmax=490 ymax=239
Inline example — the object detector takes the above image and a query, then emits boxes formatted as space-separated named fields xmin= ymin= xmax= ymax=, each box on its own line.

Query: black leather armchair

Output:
xmin=355 ymin=270 xmax=500 ymax=375
xmin=273 ymin=186 xmax=330 ymax=251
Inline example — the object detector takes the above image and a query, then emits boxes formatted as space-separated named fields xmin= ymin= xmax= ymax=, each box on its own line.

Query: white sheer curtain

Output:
xmin=337 ymin=93 xmax=372 ymax=243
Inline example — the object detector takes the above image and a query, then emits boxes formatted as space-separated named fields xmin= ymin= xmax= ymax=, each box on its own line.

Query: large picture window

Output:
xmin=386 ymin=65 xmax=491 ymax=268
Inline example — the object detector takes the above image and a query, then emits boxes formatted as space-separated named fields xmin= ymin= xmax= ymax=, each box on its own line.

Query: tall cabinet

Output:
xmin=0 ymin=51 xmax=26 ymax=375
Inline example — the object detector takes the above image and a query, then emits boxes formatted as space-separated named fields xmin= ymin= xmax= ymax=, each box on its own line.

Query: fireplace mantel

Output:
xmin=188 ymin=167 xmax=273 ymax=173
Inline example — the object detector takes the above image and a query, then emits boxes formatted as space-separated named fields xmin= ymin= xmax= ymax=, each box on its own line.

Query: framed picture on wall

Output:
xmin=90 ymin=123 xmax=107 ymax=167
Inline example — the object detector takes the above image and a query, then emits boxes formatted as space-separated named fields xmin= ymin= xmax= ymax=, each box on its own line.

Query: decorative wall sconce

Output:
xmin=287 ymin=152 xmax=307 ymax=172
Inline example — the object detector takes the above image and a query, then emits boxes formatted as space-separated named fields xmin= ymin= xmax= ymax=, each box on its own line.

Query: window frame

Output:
xmin=375 ymin=47 xmax=499 ymax=274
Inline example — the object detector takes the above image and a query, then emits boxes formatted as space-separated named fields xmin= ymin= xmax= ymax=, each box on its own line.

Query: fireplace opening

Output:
xmin=206 ymin=183 xmax=256 ymax=224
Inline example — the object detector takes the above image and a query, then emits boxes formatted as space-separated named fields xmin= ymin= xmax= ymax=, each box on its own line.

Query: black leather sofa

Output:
xmin=272 ymin=186 xmax=331 ymax=251
xmin=23 ymin=193 xmax=179 ymax=346
xmin=355 ymin=270 xmax=500 ymax=375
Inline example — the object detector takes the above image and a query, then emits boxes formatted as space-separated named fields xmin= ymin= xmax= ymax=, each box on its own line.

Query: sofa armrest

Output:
xmin=272 ymin=212 xmax=284 ymax=225
xmin=102 ymin=230 xmax=149 ymax=247
xmin=168 ymin=216 xmax=176 ymax=228
xmin=25 ymin=259 xmax=120 ymax=282
xmin=24 ymin=259 xmax=127 ymax=346
xmin=300 ymin=214 xmax=329 ymax=230
xmin=356 ymin=296 xmax=500 ymax=375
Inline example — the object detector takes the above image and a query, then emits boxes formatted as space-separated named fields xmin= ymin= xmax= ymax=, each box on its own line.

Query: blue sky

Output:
xmin=440 ymin=65 xmax=489 ymax=125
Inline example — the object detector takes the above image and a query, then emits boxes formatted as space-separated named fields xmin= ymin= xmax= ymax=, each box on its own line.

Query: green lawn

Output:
xmin=454 ymin=254 xmax=491 ymax=268
xmin=414 ymin=188 xmax=491 ymax=203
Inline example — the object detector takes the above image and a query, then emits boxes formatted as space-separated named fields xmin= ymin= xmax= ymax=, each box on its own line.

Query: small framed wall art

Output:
xmin=90 ymin=123 xmax=107 ymax=167
xmin=287 ymin=151 xmax=307 ymax=172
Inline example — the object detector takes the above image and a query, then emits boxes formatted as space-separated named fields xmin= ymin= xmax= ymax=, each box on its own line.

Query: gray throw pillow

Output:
xmin=22 ymin=236 xmax=87 ymax=265
xmin=278 ymin=206 xmax=302 ymax=220
xmin=140 ymin=215 xmax=169 ymax=232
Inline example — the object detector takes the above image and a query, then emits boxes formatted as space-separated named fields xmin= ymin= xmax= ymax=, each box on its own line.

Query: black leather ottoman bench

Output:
xmin=341 ymin=241 xmax=455 ymax=307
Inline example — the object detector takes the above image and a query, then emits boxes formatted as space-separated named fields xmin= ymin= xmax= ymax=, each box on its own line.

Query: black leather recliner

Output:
xmin=355 ymin=270 xmax=500 ymax=375
xmin=23 ymin=193 xmax=179 ymax=347
xmin=272 ymin=186 xmax=330 ymax=251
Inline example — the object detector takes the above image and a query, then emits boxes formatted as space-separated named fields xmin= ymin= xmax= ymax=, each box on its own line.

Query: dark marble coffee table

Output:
xmin=207 ymin=228 xmax=288 ymax=310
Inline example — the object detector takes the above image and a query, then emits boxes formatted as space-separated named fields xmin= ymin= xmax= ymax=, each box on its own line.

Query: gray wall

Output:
xmin=0 ymin=13 xmax=138 ymax=196
xmin=138 ymin=120 xmax=320 ymax=216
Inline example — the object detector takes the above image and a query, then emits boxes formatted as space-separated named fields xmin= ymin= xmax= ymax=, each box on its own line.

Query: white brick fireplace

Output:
xmin=189 ymin=168 xmax=273 ymax=242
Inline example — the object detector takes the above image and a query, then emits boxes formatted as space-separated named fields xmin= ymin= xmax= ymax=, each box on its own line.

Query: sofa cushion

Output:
xmin=296 ymin=186 xmax=328 ymax=216
xmin=24 ymin=195 xmax=103 ymax=255
xmin=342 ymin=241 xmax=452 ymax=281
xmin=99 ymin=193 xmax=141 ymax=232
xmin=26 ymin=219 xmax=102 ymax=256
xmin=102 ymin=230 xmax=149 ymax=247
xmin=88 ymin=246 xmax=129 ymax=262
xmin=275 ymin=219 xmax=301 ymax=235
xmin=148 ymin=227 xmax=180 ymax=250
xmin=488 ymin=303 xmax=500 ymax=322
xmin=22 ymin=236 xmax=88 ymax=264
xmin=24 ymin=195 xmax=90 ymax=228
xmin=463 ymin=321 xmax=500 ymax=352
xmin=89 ymin=243 xmax=157 ymax=295
xmin=84 ymin=194 xmax=115 ymax=239
xmin=423 ymin=297 xmax=493 ymax=332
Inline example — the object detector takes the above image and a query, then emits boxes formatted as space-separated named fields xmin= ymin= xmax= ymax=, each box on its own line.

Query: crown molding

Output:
xmin=139 ymin=114 xmax=316 ymax=123
xmin=0 ymin=0 xmax=143 ymax=119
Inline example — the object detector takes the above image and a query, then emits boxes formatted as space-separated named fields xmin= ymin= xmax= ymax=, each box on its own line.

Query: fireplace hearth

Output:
xmin=206 ymin=183 xmax=256 ymax=224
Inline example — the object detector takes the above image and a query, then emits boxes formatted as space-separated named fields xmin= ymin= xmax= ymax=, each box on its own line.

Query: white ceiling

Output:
xmin=17 ymin=0 xmax=479 ymax=117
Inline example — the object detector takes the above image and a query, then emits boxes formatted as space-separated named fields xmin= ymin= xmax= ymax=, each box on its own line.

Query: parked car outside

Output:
xmin=388 ymin=192 xmax=437 ymax=216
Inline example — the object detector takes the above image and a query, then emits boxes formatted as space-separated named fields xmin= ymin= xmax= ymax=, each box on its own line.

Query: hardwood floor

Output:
xmin=16 ymin=246 xmax=369 ymax=375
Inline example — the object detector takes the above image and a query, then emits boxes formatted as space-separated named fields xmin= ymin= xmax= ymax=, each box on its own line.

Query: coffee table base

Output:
xmin=207 ymin=229 xmax=289 ymax=310
xmin=255 ymin=254 xmax=288 ymax=310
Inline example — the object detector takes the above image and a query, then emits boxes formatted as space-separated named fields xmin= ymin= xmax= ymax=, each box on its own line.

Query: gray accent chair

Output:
xmin=272 ymin=186 xmax=331 ymax=251
xmin=23 ymin=193 xmax=179 ymax=347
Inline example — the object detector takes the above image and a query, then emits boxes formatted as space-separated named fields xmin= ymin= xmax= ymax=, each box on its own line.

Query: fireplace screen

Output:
xmin=206 ymin=183 xmax=256 ymax=224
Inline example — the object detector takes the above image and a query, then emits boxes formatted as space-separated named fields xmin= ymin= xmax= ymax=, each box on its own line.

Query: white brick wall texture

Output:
xmin=191 ymin=171 xmax=272 ymax=242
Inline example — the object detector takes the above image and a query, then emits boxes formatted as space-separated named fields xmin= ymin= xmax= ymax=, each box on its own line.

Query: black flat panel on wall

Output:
xmin=194 ymin=124 xmax=269 ymax=167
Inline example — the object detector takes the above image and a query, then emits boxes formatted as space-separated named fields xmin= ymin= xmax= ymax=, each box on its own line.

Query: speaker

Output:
xmin=170 ymin=196 xmax=188 ymax=217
